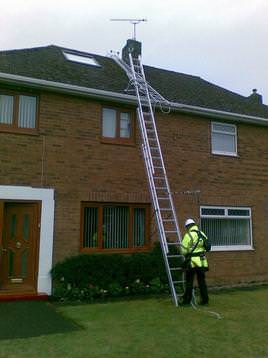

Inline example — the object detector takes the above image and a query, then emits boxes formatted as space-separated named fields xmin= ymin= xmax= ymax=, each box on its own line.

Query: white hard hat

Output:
xmin=185 ymin=218 xmax=195 ymax=227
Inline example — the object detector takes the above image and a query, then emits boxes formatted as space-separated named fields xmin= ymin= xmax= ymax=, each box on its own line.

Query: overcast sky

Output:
xmin=1 ymin=0 xmax=268 ymax=104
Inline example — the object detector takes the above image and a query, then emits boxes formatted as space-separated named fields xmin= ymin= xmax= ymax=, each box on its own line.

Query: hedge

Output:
xmin=51 ymin=243 xmax=172 ymax=302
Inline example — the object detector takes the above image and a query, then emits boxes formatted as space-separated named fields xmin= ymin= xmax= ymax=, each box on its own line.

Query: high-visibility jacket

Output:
xmin=181 ymin=225 xmax=209 ymax=269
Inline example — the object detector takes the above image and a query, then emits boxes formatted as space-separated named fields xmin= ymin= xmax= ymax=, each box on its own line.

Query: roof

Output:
xmin=1 ymin=44 xmax=268 ymax=120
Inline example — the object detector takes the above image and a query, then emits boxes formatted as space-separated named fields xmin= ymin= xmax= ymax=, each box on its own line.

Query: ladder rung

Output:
xmin=167 ymin=254 xmax=183 ymax=258
xmin=172 ymin=280 xmax=184 ymax=284
xmin=154 ymin=166 xmax=163 ymax=169
xmin=156 ymin=187 xmax=168 ymax=190
xmin=152 ymin=156 xmax=161 ymax=159
xmin=158 ymin=197 xmax=169 ymax=200
xmin=151 ymin=147 xmax=159 ymax=151
xmin=163 ymin=219 xmax=175 ymax=222
xmin=160 ymin=208 xmax=172 ymax=211
xmin=154 ymin=176 xmax=165 ymax=179
xmin=170 ymin=267 xmax=183 ymax=271
xmin=165 ymin=231 xmax=177 ymax=233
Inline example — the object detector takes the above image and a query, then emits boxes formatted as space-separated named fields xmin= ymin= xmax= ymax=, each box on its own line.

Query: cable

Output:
xmin=191 ymin=288 xmax=223 ymax=320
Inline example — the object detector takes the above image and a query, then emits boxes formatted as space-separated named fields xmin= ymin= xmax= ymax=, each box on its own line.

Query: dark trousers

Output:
xmin=183 ymin=267 xmax=209 ymax=304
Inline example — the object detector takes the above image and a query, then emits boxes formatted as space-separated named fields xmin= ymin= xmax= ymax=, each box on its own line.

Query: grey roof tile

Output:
xmin=0 ymin=45 xmax=268 ymax=119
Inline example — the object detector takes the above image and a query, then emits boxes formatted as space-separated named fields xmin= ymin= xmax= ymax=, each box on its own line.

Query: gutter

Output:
xmin=1 ymin=71 xmax=268 ymax=127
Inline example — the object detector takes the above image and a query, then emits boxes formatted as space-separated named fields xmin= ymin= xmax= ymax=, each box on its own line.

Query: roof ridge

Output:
xmin=0 ymin=44 xmax=59 ymax=55
xmin=144 ymin=63 xmax=201 ymax=80
xmin=0 ymin=44 xmax=108 ymax=61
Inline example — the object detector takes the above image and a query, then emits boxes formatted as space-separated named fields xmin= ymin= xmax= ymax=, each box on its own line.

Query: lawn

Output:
xmin=0 ymin=286 xmax=268 ymax=357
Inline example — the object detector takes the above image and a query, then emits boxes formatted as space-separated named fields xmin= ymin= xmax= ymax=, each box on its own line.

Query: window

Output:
xmin=0 ymin=92 xmax=38 ymax=132
xmin=63 ymin=51 xmax=100 ymax=67
xmin=200 ymin=206 xmax=252 ymax=251
xmin=81 ymin=203 xmax=150 ymax=252
xmin=102 ymin=107 xmax=134 ymax=144
xmin=211 ymin=122 xmax=237 ymax=156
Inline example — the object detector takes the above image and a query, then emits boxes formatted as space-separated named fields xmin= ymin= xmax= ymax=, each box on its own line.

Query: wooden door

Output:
xmin=0 ymin=202 xmax=40 ymax=292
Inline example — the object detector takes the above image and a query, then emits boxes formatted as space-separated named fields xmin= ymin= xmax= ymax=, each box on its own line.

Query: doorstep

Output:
xmin=0 ymin=292 xmax=49 ymax=302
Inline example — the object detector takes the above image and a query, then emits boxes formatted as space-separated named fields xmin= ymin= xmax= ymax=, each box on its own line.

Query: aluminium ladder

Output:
xmin=112 ymin=52 xmax=185 ymax=306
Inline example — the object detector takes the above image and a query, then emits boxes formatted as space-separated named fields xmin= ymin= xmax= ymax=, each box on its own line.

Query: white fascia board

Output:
xmin=170 ymin=102 xmax=268 ymax=126
xmin=1 ymin=71 xmax=268 ymax=126
xmin=0 ymin=71 xmax=137 ymax=105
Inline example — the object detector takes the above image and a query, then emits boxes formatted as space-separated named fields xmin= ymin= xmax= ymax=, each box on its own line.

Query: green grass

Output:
xmin=0 ymin=287 xmax=268 ymax=357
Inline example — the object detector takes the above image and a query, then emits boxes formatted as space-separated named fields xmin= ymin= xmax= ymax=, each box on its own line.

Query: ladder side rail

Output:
xmin=114 ymin=52 xmax=182 ymax=305
xmin=143 ymin=140 xmax=178 ymax=305
xmin=138 ymin=109 xmax=169 ymax=254
xmin=136 ymin=107 xmax=154 ymax=175
xmin=111 ymin=54 xmax=132 ymax=76
xmin=138 ymin=56 xmax=182 ymax=244
xmin=128 ymin=55 xmax=155 ymax=175
xmin=141 ymin=144 xmax=169 ymax=255
xmin=111 ymin=53 xmax=170 ymax=110
xmin=143 ymin=143 xmax=179 ymax=304
xmin=143 ymin=143 xmax=179 ymax=305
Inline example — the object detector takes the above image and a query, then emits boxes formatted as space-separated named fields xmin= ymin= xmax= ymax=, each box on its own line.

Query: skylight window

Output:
xmin=63 ymin=52 xmax=100 ymax=67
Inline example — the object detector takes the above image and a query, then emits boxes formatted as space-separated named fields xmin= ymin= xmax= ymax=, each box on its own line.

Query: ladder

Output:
xmin=112 ymin=52 xmax=185 ymax=306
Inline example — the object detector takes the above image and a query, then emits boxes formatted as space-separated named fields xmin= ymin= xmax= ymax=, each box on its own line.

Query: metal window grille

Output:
xmin=200 ymin=206 xmax=252 ymax=249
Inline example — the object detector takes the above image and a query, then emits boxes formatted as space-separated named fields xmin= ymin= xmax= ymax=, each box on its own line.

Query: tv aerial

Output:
xmin=110 ymin=18 xmax=147 ymax=40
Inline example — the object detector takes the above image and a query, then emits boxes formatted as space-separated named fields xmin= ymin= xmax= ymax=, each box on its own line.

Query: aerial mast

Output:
xmin=110 ymin=18 xmax=147 ymax=40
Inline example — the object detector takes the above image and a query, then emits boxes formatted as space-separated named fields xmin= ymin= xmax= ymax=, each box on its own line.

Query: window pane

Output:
xmin=83 ymin=207 xmax=98 ymax=248
xmin=201 ymin=208 xmax=225 ymax=216
xmin=10 ymin=214 xmax=17 ymax=240
xmin=21 ymin=249 xmax=29 ymax=278
xmin=212 ymin=123 xmax=236 ymax=134
xmin=120 ymin=112 xmax=131 ymax=138
xmin=102 ymin=108 xmax=116 ymax=138
xmin=201 ymin=218 xmax=251 ymax=246
xmin=212 ymin=132 xmax=236 ymax=153
xmin=103 ymin=206 xmax=129 ymax=249
xmin=23 ymin=214 xmax=30 ymax=241
xmin=18 ymin=95 xmax=37 ymax=128
xmin=63 ymin=52 xmax=100 ymax=67
xmin=133 ymin=208 xmax=146 ymax=247
xmin=228 ymin=209 xmax=250 ymax=216
xmin=8 ymin=250 xmax=14 ymax=277
xmin=0 ymin=95 xmax=13 ymax=124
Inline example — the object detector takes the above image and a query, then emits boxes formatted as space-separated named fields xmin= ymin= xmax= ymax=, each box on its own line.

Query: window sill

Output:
xmin=211 ymin=151 xmax=239 ymax=158
xmin=80 ymin=246 xmax=151 ymax=254
xmin=0 ymin=127 xmax=39 ymax=136
xmin=211 ymin=245 xmax=254 ymax=252
xmin=100 ymin=137 xmax=136 ymax=147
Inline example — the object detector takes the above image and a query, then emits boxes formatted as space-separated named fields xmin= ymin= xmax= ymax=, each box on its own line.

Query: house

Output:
xmin=0 ymin=39 xmax=267 ymax=298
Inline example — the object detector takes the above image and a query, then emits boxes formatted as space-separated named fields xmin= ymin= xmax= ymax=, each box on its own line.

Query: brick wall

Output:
xmin=0 ymin=87 xmax=267 ymax=286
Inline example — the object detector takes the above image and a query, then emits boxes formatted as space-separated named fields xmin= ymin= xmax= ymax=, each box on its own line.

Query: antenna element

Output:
xmin=110 ymin=18 xmax=147 ymax=40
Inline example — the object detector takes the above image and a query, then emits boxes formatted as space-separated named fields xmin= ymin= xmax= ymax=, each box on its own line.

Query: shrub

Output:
xmin=51 ymin=243 xmax=168 ymax=301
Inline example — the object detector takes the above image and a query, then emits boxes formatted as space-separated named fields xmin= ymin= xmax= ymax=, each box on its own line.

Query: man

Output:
xmin=180 ymin=218 xmax=209 ymax=305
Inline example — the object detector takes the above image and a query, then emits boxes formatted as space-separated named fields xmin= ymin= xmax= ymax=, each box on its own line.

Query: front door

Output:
xmin=0 ymin=202 xmax=40 ymax=292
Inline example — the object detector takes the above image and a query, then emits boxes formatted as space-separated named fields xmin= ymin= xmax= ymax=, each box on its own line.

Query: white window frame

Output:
xmin=200 ymin=206 xmax=253 ymax=251
xmin=63 ymin=51 xmax=100 ymax=67
xmin=211 ymin=122 xmax=238 ymax=156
